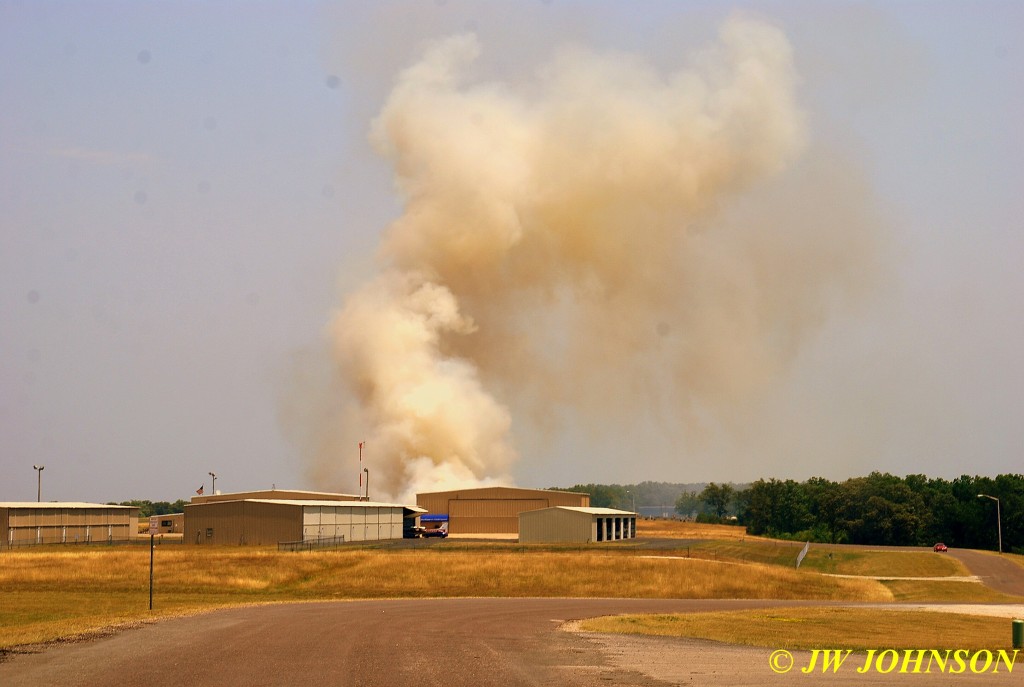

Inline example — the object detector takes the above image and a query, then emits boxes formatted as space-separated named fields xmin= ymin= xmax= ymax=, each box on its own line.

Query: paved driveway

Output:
xmin=0 ymin=598 xmax=805 ymax=687
xmin=3 ymin=596 xmax=1022 ymax=687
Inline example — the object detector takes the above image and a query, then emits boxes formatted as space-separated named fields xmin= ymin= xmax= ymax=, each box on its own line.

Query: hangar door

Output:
xmin=448 ymin=499 xmax=548 ymax=534
xmin=303 ymin=506 xmax=404 ymax=542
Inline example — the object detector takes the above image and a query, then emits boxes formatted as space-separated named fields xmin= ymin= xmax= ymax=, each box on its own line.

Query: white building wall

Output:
xmin=298 ymin=504 xmax=408 ymax=543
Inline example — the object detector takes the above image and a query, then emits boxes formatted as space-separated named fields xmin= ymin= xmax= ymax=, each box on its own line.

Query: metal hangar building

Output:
xmin=184 ymin=490 xmax=425 ymax=546
xmin=416 ymin=486 xmax=590 ymax=536
xmin=1 ymin=502 xmax=140 ymax=548
xmin=518 ymin=506 xmax=638 ymax=544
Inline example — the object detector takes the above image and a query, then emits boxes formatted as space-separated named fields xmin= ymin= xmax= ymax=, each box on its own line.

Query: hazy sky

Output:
xmin=2 ymin=1 xmax=1022 ymax=504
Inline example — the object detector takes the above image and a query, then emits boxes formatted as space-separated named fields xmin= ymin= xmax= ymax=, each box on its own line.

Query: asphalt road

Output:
xmin=948 ymin=548 xmax=1024 ymax=596
xmin=0 ymin=598 xmax=807 ymax=687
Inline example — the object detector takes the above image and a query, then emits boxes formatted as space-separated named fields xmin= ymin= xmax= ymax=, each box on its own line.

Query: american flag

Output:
xmin=196 ymin=485 xmax=204 ymax=495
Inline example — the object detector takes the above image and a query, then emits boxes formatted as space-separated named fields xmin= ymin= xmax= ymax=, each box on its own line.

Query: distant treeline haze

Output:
xmin=556 ymin=473 xmax=1023 ymax=553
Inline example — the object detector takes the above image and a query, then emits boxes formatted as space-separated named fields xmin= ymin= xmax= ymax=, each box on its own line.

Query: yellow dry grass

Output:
xmin=809 ymin=548 xmax=967 ymax=577
xmin=4 ymin=537 xmax=1015 ymax=652
xmin=577 ymin=607 xmax=1016 ymax=651
xmin=0 ymin=545 xmax=890 ymax=648
xmin=637 ymin=519 xmax=749 ymax=540
xmin=680 ymin=541 xmax=969 ymax=578
xmin=882 ymin=579 xmax=1024 ymax=603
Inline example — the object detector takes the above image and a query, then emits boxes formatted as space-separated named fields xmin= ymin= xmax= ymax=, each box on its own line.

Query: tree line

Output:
xmin=680 ymin=473 xmax=1022 ymax=553
xmin=109 ymin=499 xmax=189 ymax=518
xmin=558 ymin=472 xmax=1021 ymax=553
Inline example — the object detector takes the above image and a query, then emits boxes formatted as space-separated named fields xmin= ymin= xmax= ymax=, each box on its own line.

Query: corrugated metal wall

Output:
xmin=519 ymin=509 xmax=639 ymax=544
xmin=416 ymin=487 xmax=591 ymax=535
xmin=2 ymin=506 xmax=138 ymax=546
xmin=185 ymin=501 xmax=303 ymax=545
xmin=519 ymin=508 xmax=594 ymax=544
xmin=449 ymin=499 xmax=548 ymax=518
xmin=448 ymin=499 xmax=547 ymax=534
xmin=184 ymin=502 xmax=406 ymax=545
xmin=301 ymin=505 xmax=403 ymax=542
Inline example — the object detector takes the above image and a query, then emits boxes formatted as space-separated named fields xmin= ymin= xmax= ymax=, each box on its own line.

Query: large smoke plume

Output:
xmin=305 ymin=15 xmax=877 ymax=501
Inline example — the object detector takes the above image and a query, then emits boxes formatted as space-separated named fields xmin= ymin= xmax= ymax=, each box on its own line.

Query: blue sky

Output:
xmin=2 ymin=1 xmax=1022 ymax=503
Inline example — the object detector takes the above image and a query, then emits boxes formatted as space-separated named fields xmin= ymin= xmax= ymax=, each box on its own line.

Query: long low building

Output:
xmin=1 ymin=502 xmax=140 ymax=548
xmin=519 ymin=506 xmax=638 ymax=544
xmin=145 ymin=513 xmax=184 ymax=535
xmin=184 ymin=494 xmax=425 ymax=546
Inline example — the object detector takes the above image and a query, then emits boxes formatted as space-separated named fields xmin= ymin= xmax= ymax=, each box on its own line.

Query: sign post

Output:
xmin=148 ymin=516 xmax=158 ymax=610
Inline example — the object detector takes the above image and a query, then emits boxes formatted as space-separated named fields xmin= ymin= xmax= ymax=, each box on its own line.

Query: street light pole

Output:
xmin=363 ymin=468 xmax=369 ymax=502
xmin=209 ymin=472 xmax=217 ymax=495
xmin=33 ymin=465 xmax=44 ymax=502
xmin=978 ymin=493 xmax=1002 ymax=554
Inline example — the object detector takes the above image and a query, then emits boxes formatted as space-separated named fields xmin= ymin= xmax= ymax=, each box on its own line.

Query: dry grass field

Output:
xmin=681 ymin=541 xmax=968 ymax=577
xmin=1 ymin=543 xmax=887 ymax=648
xmin=577 ymin=607 xmax=1016 ymax=651
xmin=2 ymin=526 xmax=1019 ymax=652
xmin=637 ymin=519 xmax=750 ymax=540
xmin=880 ymin=579 xmax=1023 ymax=603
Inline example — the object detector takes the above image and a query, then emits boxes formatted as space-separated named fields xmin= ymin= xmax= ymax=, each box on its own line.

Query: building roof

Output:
xmin=191 ymin=489 xmax=361 ymax=504
xmin=534 ymin=506 xmax=636 ymax=516
xmin=0 ymin=502 xmax=140 ymax=510
xmin=416 ymin=485 xmax=588 ymax=498
xmin=189 ymin=499 xmax=426 ymax=512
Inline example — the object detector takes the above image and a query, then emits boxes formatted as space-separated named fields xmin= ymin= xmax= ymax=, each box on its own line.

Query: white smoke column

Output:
xmin=323 ymin=15 xmax=816 ymax=499
xmin=329 ymin=271 xmax=516 ymax=498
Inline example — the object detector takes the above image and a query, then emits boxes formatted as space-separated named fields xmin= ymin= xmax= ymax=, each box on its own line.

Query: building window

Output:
xmin=206 ymin=528 xmax=213 ymax=538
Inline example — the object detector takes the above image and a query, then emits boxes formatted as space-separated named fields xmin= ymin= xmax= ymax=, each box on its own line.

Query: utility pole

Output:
xmin=33 ymin=465 xmax=44 ymax=502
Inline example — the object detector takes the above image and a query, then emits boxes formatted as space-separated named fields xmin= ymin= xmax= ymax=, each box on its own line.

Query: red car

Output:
xmin=933 ymin=543 xmax=948 ymax=552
